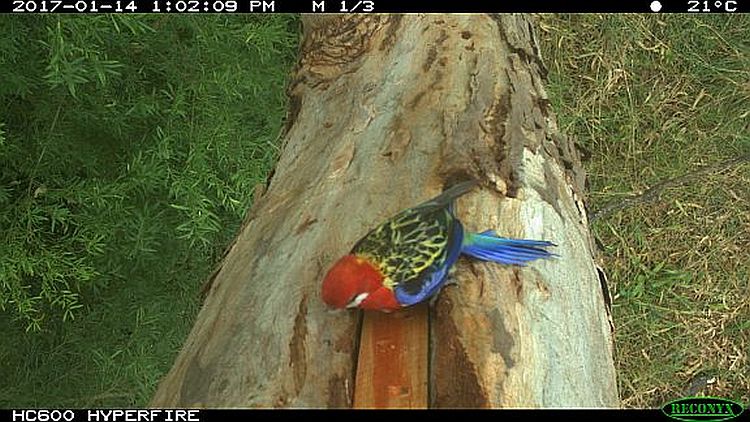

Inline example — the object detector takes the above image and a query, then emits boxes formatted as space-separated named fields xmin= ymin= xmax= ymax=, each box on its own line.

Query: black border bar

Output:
xmin=2 ymin=408 xmax=666 ymax=422
xmin=2 ymin=0 xmax=748 ymax=13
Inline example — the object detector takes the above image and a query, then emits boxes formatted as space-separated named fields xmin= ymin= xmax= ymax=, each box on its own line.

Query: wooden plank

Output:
xmin=353 ymin=304 xmax=428 ymax=409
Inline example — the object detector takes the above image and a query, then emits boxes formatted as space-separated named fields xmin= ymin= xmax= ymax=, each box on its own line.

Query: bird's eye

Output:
xmin=346 ymin=292 xmax=369 ymax=309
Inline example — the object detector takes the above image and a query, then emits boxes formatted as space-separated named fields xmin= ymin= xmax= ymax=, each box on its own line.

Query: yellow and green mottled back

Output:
xmin=352 ymin=205 xmax=455 ymax=290
xmin=349 ymin=182 xmax=478 ymax=305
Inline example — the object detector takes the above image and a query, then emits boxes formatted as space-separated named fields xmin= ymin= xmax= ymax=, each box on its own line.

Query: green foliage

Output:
xmin=0 ymin=14 xmax=299 ymax=406
xmin=0 ymin=15 xmax=299 ymax=331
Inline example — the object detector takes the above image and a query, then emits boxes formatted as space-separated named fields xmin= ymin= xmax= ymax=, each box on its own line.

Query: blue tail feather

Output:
xmin=462 ymin=247 xmax=547 ymax=265
xmin=462 ymin=231 xmax=556 ymax=265
xmin=462 ymin=248 xmax=530 ymax=266
xmin=477 ymin=230 xmax=557 ymax=248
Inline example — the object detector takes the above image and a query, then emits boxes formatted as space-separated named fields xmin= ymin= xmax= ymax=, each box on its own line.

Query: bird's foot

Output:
xmin=443 ymin=276 xmax=459 ymax=287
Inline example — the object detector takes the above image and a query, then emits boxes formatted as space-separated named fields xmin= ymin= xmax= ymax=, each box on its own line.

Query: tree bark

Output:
xmin=151 ymin=14 xmax=619 ymax=408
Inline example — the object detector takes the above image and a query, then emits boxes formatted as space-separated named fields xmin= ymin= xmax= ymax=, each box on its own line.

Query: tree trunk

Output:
xmin=151 ymin=14 xmax=619 ymax=408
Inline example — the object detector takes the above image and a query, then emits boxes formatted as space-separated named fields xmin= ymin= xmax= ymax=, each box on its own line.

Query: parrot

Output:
xmin=320 ymin=180 xmax=556 ymax=312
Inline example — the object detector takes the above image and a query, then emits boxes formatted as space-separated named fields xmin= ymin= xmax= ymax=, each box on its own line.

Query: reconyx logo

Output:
xmin=662 ymin=397 xmax=746 ymax=422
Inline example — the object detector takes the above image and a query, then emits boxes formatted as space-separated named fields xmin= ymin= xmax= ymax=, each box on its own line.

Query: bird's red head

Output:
xmin=321 ymin=255 xmax=399 ymax=311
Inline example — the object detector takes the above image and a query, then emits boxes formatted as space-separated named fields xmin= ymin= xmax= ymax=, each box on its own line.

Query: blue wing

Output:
xmin=393 ymin=213 xmax=464 ymax=306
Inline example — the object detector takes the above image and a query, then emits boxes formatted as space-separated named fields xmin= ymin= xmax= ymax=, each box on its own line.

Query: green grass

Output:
xmin=539 ymin=14 xmax=749 ymax=407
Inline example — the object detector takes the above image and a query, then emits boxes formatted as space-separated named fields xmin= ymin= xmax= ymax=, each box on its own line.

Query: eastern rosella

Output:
xmin=321 ymin=180 xmax=556 ymax=312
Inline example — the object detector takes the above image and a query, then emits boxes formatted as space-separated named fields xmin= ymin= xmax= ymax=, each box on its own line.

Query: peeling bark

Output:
xmin=151 ymin=14 xmax=618 ymax=408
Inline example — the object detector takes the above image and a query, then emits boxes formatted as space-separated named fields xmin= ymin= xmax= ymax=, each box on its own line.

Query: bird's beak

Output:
xmin=346 ymin=292 xmax=369 ymax=309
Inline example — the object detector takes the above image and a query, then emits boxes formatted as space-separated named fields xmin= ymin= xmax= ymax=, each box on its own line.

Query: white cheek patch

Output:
xmin=346 ymin=292 xmax=369 ymax=309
